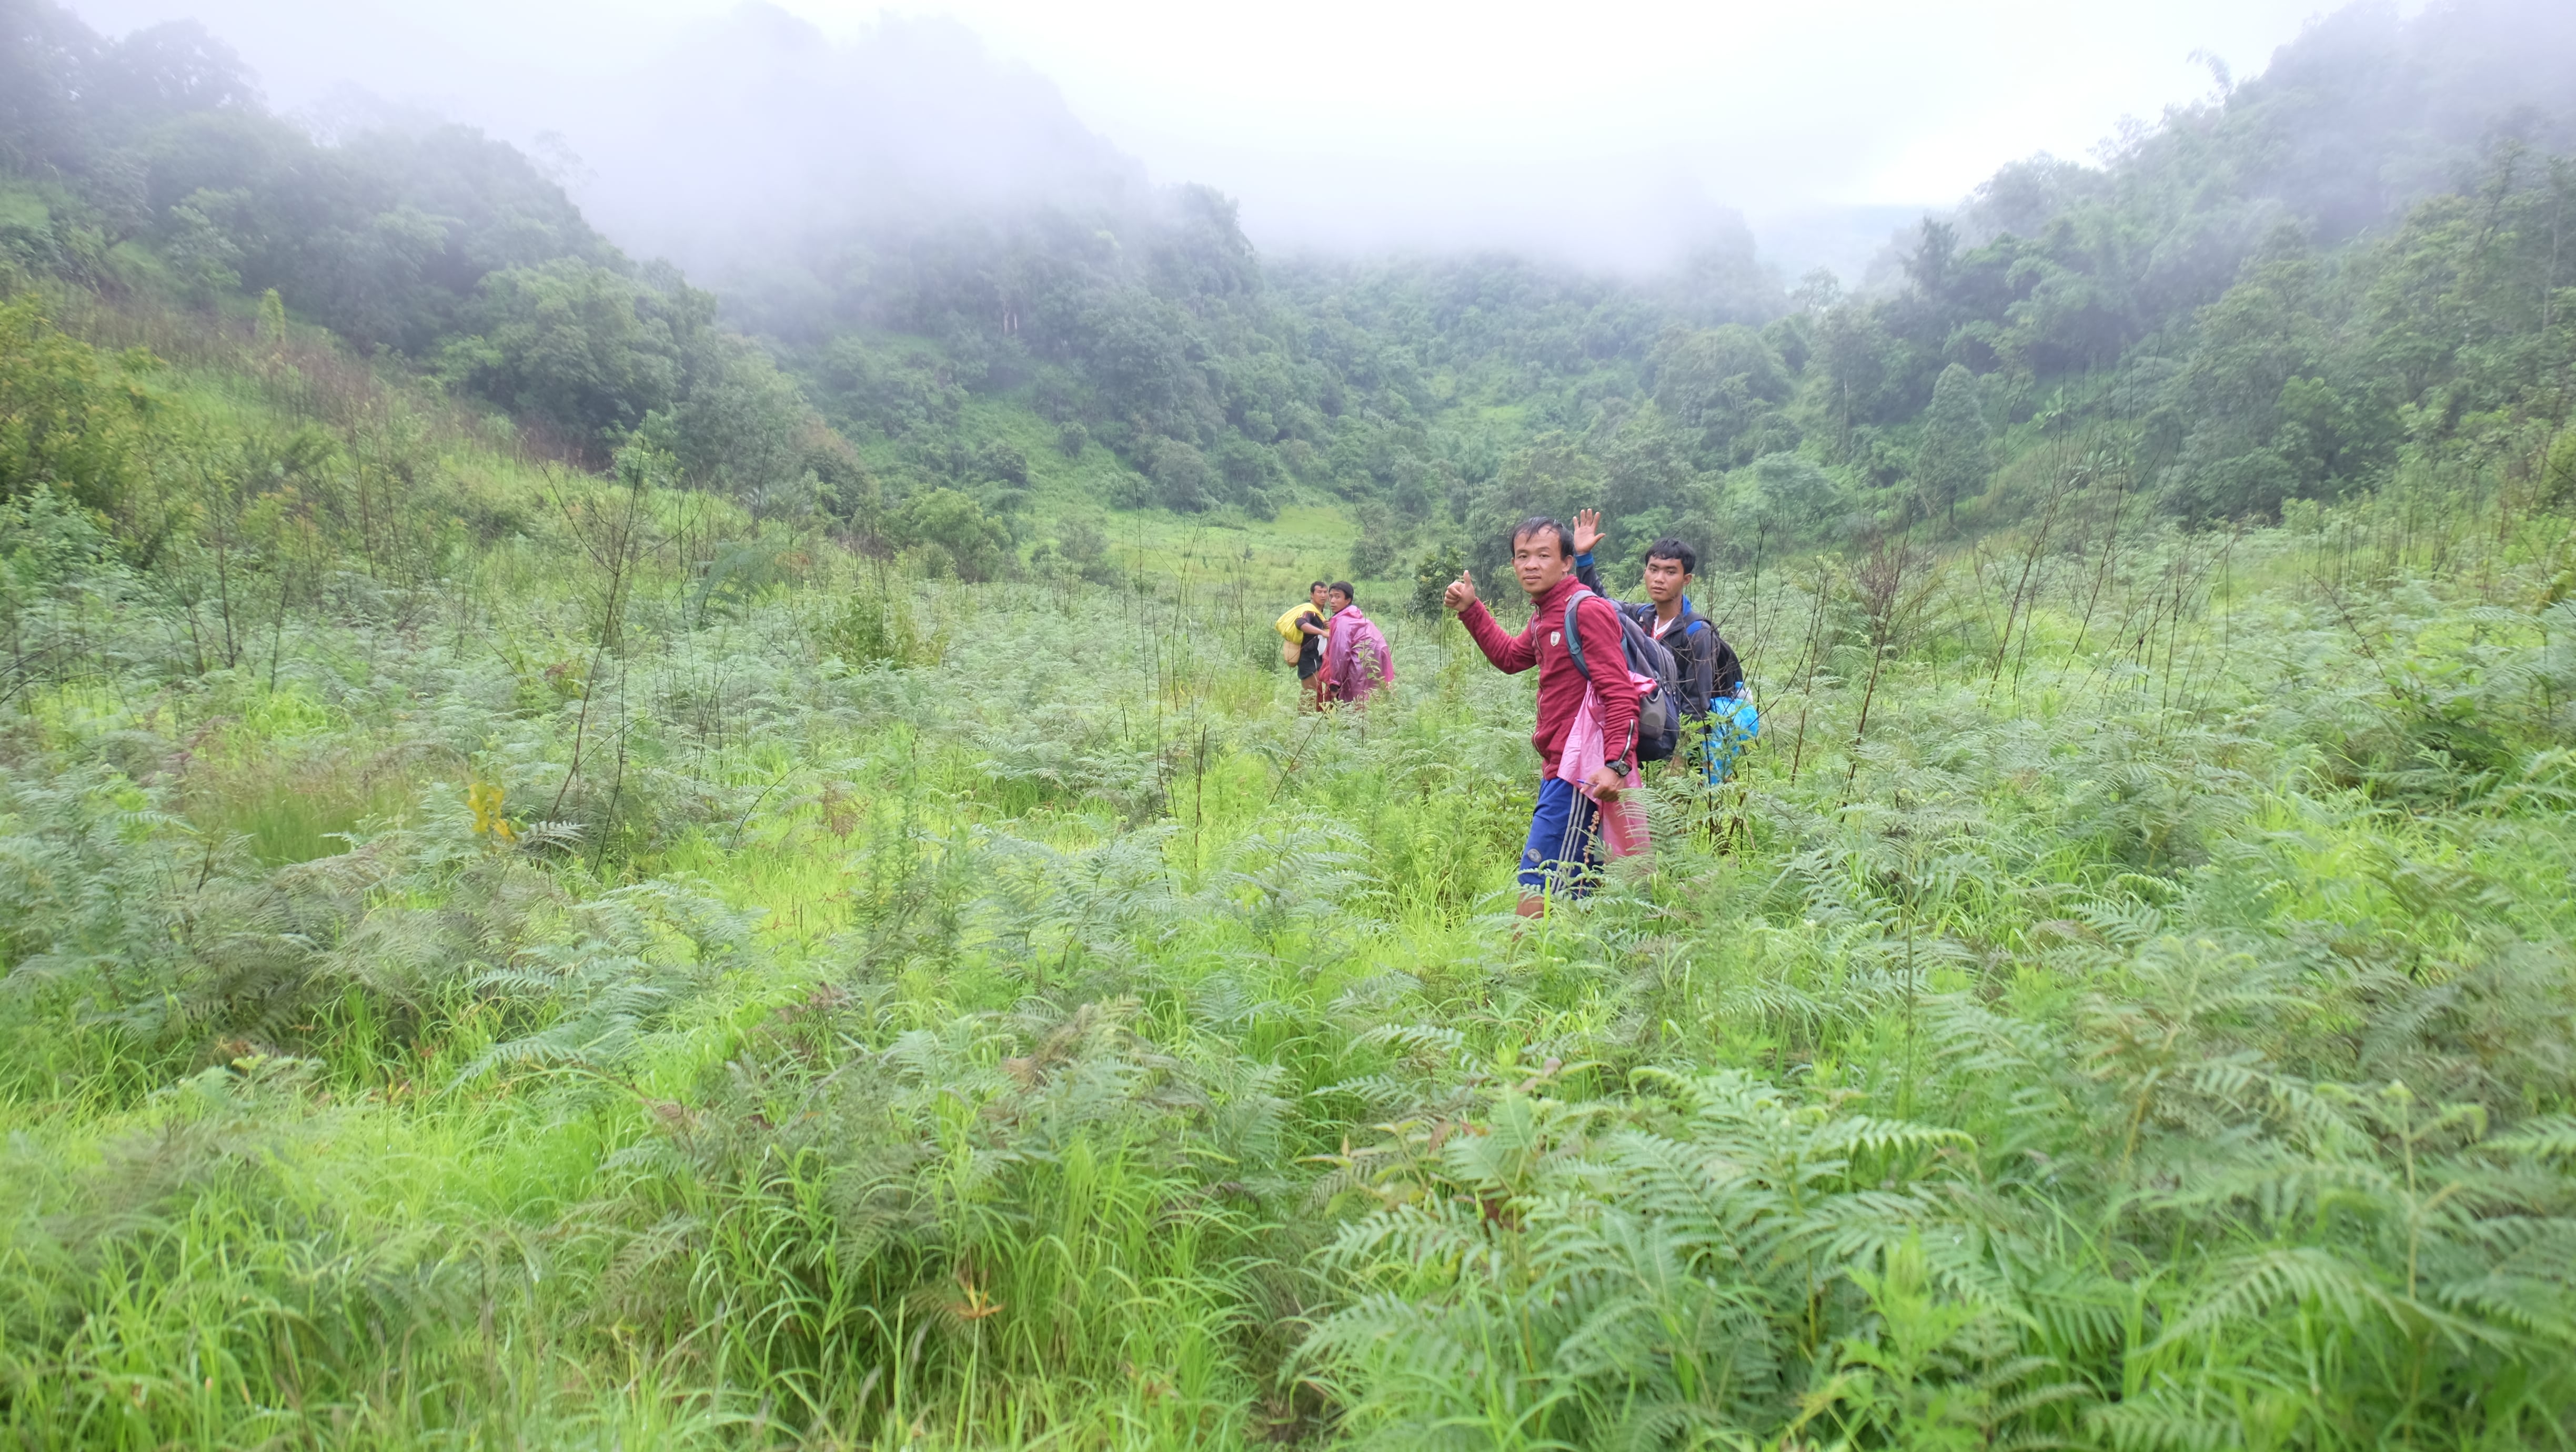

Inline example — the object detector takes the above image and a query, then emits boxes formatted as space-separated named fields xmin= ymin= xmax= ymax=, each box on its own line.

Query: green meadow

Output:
xmin=11 ymin=0 xmax=2576 ymax=1441
xmin=6 ymin=290 xmax=2576 ymax=1449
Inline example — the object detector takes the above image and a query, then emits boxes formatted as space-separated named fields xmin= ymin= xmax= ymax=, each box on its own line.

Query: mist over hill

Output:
xmin=480 ymin=0 xmax=2576 ymax=311
xmin=18 ymin=0 xmax=2576 ymax=549
xmin=554 ymin=7 xmax=1148 ymax=286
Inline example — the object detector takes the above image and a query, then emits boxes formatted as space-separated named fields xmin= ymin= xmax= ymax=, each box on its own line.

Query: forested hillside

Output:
xmin=13 ymin=0 xmax=2576 ymax=574
xmin=8 ymin=0 xmax=2576 ymax=1446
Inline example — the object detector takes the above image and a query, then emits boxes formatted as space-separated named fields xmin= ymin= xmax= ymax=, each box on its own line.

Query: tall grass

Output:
xmin=5 ymin=326 xmax=2576 ymax=1445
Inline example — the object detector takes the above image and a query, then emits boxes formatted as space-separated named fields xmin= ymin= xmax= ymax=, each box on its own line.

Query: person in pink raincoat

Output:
xmin=1319 ymin=582 xmax=1394 ymax=707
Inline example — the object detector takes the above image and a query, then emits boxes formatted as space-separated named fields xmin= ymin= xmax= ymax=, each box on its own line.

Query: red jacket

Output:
xmin=1458 ymin=575 xmax=1640 ymax=771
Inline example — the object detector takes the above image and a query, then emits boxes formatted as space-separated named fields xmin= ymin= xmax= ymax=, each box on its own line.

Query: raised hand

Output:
xmin=1572 ymin=508 xmax=1604 ymax=557
xmin=1443 ymin=569 xmax=1478 ymax=613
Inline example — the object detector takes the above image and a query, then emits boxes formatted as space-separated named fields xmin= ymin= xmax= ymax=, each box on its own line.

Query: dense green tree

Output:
xmin=800 ymin=421 xmax=879 ymax=533
xmin=440 ymin=260 xmax=701 ymax=449
xmin=0 ymin=297 xmax=148 ymax=521
xmin=1727 ymin=451 xmax=1854 ymax=552
xmin=889 ymin=485 xmax=1011 ymax=581
xmin=2356 ymin=153 xmax=2576 ymax=419
xmin=969 ymin=440 xmax=1029 ymax=491
xmin=1147 ymin=437 xmax=1211 ymax=512
xmin=1914 ymin=363 xmax=1990 ymax=522
xmin=653 ymin=331 xmax=809 ymax=502
xmin=1348 ymin=500 xmax=1400 ymax=578
xmin=1650 ymin=324 xmax=1793 ymax=466
xmin=2150 ymin=232 xmax=2347 ymax=519
xmin=812 ymin=338 xmax=965 ymax=441
xmin=5 ymin=0 xmax=619 ymax=362
xmin=159 ymin=187 xmax=244 ymax=304
xmin=1809 ymin=303 xmax=1903 ymax=435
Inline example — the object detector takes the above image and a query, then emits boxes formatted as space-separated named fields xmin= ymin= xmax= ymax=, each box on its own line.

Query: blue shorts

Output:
xmin=1518 ymin=776 xmax=1602 ymax=899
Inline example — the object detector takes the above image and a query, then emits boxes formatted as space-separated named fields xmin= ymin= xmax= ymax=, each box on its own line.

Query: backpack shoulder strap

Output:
xmin=1563 ymin=588 xmax=1622 ymax=684
xmin=1560 ymin=589 xmax=1590 ymax=683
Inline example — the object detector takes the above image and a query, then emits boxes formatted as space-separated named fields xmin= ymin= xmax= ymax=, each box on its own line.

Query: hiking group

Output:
xmin=1445 ymin=510 xmax=1756 ymax=914
xmin=1276 ymin=510 xmax=1757 ymax=916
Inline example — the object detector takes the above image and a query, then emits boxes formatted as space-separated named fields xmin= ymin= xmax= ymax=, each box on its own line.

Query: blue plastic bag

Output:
xmin=1703 ymin=690 xmax=1760 ymax=783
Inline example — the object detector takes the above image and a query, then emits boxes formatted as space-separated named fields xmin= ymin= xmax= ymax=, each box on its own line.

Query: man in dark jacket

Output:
xmin=1293 ymin=580 xmax=1330 ymax=709
xmin=1568 ymin=509 xmax=1754 ymax=782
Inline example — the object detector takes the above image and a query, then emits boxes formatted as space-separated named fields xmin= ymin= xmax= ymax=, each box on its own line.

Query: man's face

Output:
xmin=1311 ymin=584 xmax=1328 ymax=608
xmin=1327 ymin=589 xmax=1353 ymax=612
xmin=1513 ymin=530 xmax=1572 ymax=598
xmin=1642 ymin=554 xmax=1692 ymax=607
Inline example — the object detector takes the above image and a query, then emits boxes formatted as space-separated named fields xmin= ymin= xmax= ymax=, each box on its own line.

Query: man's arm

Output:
xmin=1569 ymin=508 xmax=1629 ymax=608
xmin=1571 ymin=519 xmax=1654 ymax=620
xmin=1456 ymin=597 xmax=1537 ymax=673
xmin=1575 ymin=594 xmax=1639 ymax=767
xmin=1572 ymin=554 xmax=1653 ymax=623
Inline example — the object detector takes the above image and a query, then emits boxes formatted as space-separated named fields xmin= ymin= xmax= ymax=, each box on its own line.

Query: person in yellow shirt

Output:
xmin=1275 ymin=580 xmax=1331 ymax=710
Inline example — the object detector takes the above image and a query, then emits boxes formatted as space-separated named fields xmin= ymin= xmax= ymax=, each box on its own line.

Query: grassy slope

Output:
xmin=5 ymin=301 xmax=2576 ymax=1449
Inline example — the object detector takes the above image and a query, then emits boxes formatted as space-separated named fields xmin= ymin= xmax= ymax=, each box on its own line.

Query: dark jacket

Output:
xmin=1574 ymin=553 xmax=1743 ymax=715
xmin=1293 ymin=607 xmax=1326 ymax=678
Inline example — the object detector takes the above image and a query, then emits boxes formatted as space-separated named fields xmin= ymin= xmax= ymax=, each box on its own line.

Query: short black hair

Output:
xmin=1643 ymin=537 xmax=1698 ymax=575
xmin=1511 ymin=516 xmax=1574 ymax=559
xmin=1310 ymin=580 xmax=1329 ymax=591
xmin=1328 ymin=581 xmax=1356 ymax=601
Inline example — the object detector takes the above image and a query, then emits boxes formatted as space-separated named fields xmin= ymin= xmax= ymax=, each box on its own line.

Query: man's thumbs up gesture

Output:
xmin=1443 ymin=568 xmax=1479 ymax=613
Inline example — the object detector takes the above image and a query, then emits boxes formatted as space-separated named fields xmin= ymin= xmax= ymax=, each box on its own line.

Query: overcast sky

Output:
xmin=68 ymin=0 xmax=2359 ymax=269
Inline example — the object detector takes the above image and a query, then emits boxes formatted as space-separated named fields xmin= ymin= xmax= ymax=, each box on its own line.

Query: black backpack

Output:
xmin=1561 ymin=589 xmax=1683 ymax=763
xmin=1654 ymin=606 xmax=1743 ymax=714
xmin=1664 ymin=608 xmax=1715 ymax=715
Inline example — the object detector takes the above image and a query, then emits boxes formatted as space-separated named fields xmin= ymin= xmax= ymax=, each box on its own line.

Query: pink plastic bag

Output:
xmin=1558 ymin=685 xmax=1652 ymax=863
xmin=1597 ymin=781 xmax=1651 ymax=861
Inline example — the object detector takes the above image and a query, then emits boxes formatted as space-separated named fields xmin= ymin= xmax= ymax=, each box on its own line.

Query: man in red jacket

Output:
xmin=1445 ymin=516 xmax=1640 ymax=915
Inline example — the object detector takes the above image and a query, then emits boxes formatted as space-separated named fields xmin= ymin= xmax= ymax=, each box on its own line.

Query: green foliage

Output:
xmin=1348 ymin=500 xmax=1400 ymax=579
xmin=18 ymin=0 xmax=2576 ymax=556
xmin=810 ymin=335 xmax=967 ymax=440
xmin=1651 ymin=321 xmax=1794 ymax=465
xmin=824 ymin=577 xmax=929 ymax=666
xmin=1458 ymin=432 xmax=1597 ymax=574
xmin=651 ymin=331 xmax=808 ymax=505
xmin=1914 ymin=361 xmax=1990 ymax=520
xmin=1149 ymin=436 xmax=1214 ymax=512
xmin=8 ymin=307 xmax=2576 ymax=1443
xmin=1727 ymin=450 xmax=1855 ymax=551
xmin=2545 ymin=422 xmax=2576 ymax=510
xmin=439 ymin=259 xmax=698 ymax=448
xmin=1410 ymin=542 xmax=1464 ymax=620
xmin=888 ymin=485 xmax=1012 ymax=581
xmin=1 ymin=1 xmax=860 ymax=493
xmin=1029 ymin=513 xmax=1120 ymax=587
xmin=7 ymin=5 xmax=2576 ymax=1447
xmin=0 ymin=297 xmax=150 ymax=520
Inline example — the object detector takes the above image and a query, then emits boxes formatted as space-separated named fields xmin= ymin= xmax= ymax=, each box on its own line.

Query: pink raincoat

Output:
xmin=1323 ymin=607 xmax=1394 ymax=707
